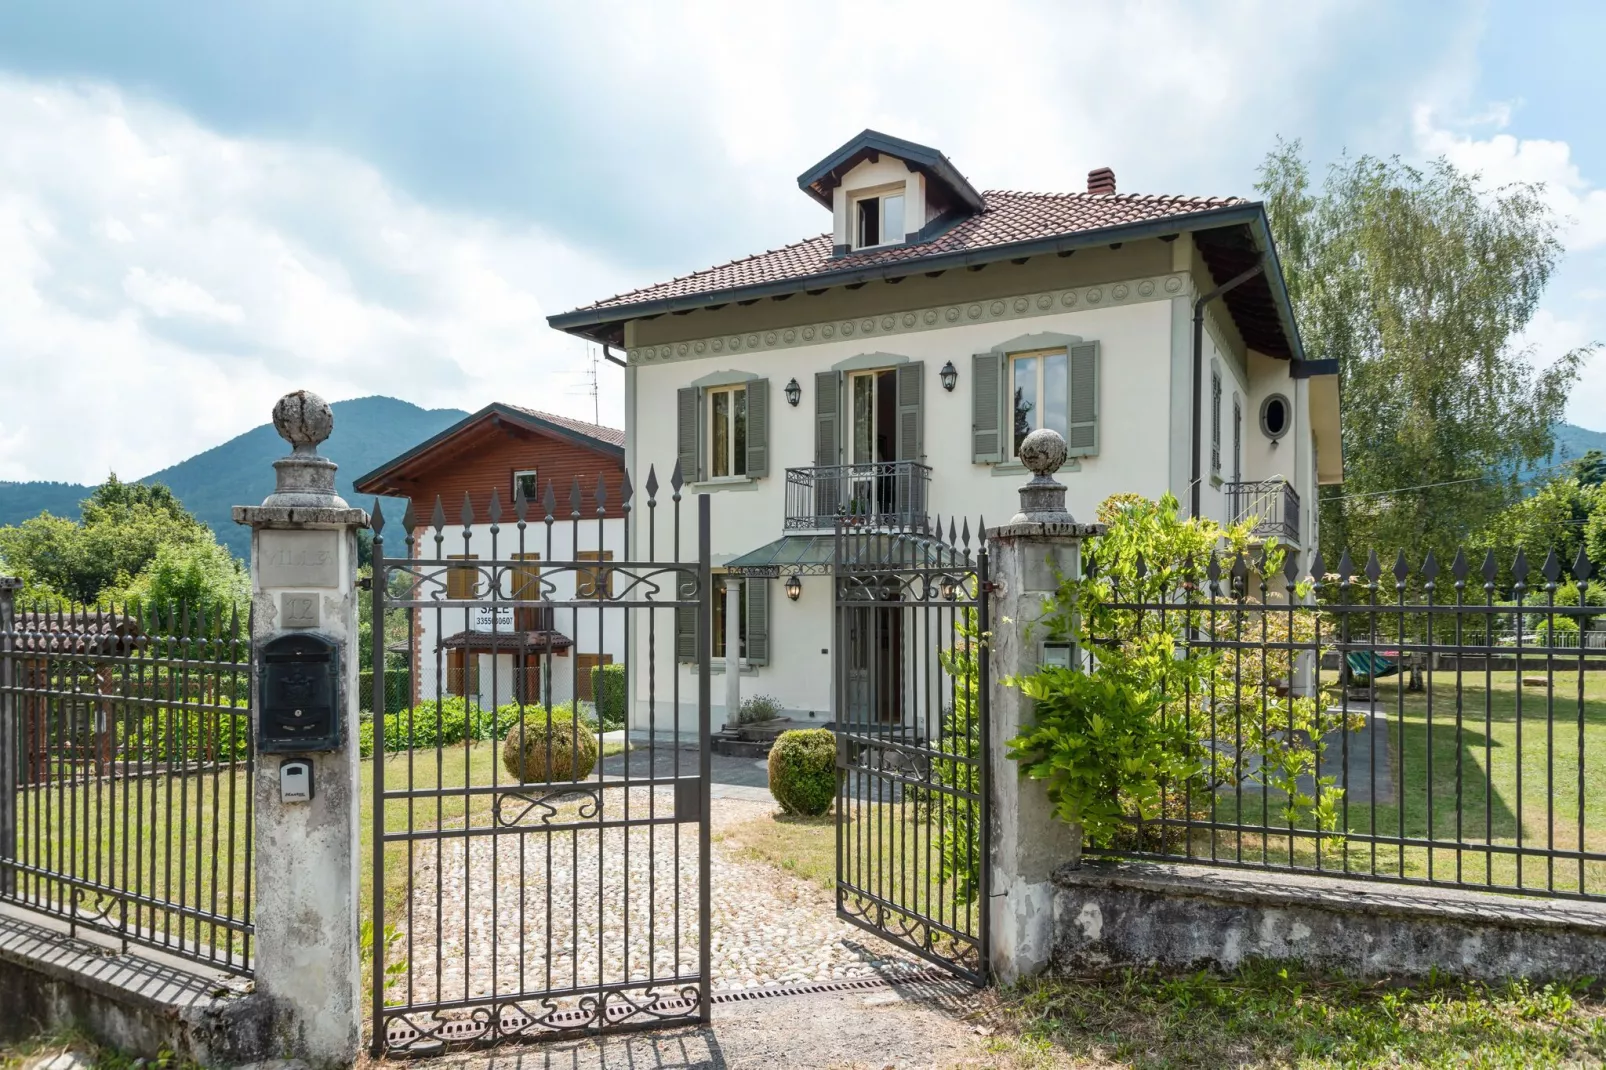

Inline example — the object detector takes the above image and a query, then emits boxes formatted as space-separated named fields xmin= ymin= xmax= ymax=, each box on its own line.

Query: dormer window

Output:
xmin=854 ymin=190 xmax=905 ymax=249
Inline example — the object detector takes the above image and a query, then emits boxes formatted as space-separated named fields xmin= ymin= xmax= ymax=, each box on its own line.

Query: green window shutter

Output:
xmin=814 ymin=371 xmax=841 ymax=520
xmin=895 ymin=361 xmax=924 ymax=461
xmin=971 ymin=353 xmax=1003 ymax=463
xmin=745 ymin=378 xmax=769 ymax=478
xmin=895 ymin=361 xmax=925 ymax=519
xmin=1066 ymin=342 xmax=1099 ymax=457
xmin=744 ymin=577 xmax=770 ymax=666
xmin=677 ymin=386 xmax=700 ymax=483
xmin=814 ymin=371 xmax=840 ymax=465
xmin=675 ymin=605 xmax=696 ymax=663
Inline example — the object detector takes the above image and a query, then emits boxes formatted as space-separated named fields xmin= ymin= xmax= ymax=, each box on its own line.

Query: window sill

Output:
xmin=988 ymin=458 xmax=1083 ymax=478
xmin=690 ymin=477 xmax=759 ymax=493
xmin=708 ymin=661 xmax=760 ymax=676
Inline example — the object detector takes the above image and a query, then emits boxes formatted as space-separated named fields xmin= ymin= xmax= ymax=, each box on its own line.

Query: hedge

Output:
xmin=359 ymin=669 xmax=411 ymax=714
xmin=360 ymin=698 xmax=597 ymax=758
xmin=592 ymin=664 xmax=626 ymax=731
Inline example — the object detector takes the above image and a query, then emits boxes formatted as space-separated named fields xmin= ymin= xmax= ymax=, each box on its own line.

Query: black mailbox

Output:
xmin=259 ymin=632 xmax=342 ymax=752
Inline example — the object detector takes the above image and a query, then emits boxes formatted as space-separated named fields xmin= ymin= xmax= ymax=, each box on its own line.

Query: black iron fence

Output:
xmin=785 ymin=460 xmax=931 ymax=531
xmin=1084 ymin=546 xmax=1606 ymax=903
xmin=0 ymin=584 xmax=255 ymax=973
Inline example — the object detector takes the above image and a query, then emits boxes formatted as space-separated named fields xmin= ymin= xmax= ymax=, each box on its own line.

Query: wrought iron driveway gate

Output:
xmin=369 ymin=473 xmax=710 ymax=1054
xmin=833 ymin=518 xmax=990 ymax=984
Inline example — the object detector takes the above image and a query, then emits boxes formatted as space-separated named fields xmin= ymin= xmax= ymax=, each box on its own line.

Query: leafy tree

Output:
xmin=1572 ymin=449 xmax=1606 ymax=487
xmin=1469 ymin=478 xmax=1600 ymax=586
xmin=117 ymin=536 xmax=250 ymax=615
xmin=1258 ymin=142 xmax=1596 ymax=564
xmin=0 ymin=473 xmax=213 ymax=604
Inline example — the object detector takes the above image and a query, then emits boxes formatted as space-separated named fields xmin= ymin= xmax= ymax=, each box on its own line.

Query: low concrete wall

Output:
xmin=1053 ymin=860 xmax=1606 ymax=983
xmin=0 ymin=906 xmax=269 ymax=1064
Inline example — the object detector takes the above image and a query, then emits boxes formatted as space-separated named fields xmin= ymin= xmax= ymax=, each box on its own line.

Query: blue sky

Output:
xmin=0 ymin=1 xmax=1601 ymax=482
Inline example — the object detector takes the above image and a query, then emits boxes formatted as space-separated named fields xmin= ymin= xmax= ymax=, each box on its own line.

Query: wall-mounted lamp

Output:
xmin=940 ymin=575 xmax=959 ymax=602
xmin=785 ymin=573 xmax=803 ymax=601
xmin=784 ymin=378 xmax=802 ymax=407
xmin=939 ymin=361 xmax=958 ymax=392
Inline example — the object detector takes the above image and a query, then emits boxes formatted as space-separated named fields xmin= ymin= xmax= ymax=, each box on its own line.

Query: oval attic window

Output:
xmin=1260 ymin=394 xmax=1290 ymax=440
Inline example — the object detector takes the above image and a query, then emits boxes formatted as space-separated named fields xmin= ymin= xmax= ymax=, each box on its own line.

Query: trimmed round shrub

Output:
xmin=767 ymin=728 xmax=836 ymax=816
xmin=501 ymin=707 xmax=599 ymax=783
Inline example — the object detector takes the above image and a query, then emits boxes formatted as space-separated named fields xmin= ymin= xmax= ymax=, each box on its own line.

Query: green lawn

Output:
xmin=981 ymin=963 xmax=1606 ymax=1069
xmin=12 ymin=736 xmax=631 ymax=973
xmin=1177 ymin=669 xmax=1606 ymax=897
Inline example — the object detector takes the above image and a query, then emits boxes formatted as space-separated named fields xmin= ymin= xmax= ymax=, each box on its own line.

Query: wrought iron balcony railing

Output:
xmin=784 ymin=460 xmax=932 ymax=531
xmin=1227 ymin=477 xmax=1301 ymax=544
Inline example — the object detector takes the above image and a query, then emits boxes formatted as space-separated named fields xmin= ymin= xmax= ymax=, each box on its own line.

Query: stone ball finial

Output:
xmin=272 ymin=390 xmax=334 ymax=454
xmin=1019 ymin=427 xmax=1067 ymax=477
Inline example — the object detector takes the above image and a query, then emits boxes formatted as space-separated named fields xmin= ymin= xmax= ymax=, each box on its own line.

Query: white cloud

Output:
xmin=1413 ymin=105 xmax=1606 ymax=250
xmin=0 ymin=77 xmax=635 ymax=483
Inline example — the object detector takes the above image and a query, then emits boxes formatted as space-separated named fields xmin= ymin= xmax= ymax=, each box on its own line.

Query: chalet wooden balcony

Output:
xmin=1227 ymin=478 xmax=1301 ymax=544
xmin=784 ymin=460 xmax=932 ymax=531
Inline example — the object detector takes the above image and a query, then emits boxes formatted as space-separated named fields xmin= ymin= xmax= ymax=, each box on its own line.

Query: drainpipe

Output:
xmin=1190 ymin=260 xmax=1266 ymax=518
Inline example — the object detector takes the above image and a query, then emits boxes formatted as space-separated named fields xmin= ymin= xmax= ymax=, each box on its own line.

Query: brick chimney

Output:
xmin=1087 ymin=167 xmax=1116 ymax=195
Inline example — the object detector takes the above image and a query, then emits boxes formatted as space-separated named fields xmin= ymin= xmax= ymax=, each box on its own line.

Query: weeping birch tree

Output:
xmin=1256 ymin=142 xmax=1596 ymax=563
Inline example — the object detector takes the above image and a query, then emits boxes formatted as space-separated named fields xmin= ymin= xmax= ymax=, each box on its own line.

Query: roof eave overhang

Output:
xmin=1242 ymin=210 xmax=1308 ymax=365
xmin=548 ymin=202 xmax=1279 ymax=344
xmin=352 ymin=402 xmax=624 ymax=496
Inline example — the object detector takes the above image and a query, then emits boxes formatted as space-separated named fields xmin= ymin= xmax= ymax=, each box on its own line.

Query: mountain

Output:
xmin=0 ymin=396 xmax=468 ymax=558
xmin=1546 ymin=423 xmax=1606 ymax=466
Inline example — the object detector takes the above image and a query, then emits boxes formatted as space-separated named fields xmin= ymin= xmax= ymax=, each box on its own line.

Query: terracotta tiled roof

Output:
xmin=501 ymin=405 xmax=625 ymax=448
xmin=572 ymin=190 xmax=1248 ymax=314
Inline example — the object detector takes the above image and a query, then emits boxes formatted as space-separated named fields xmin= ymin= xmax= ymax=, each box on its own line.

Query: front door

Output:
xmin=843 ymin=599 xmax=902 ymax=725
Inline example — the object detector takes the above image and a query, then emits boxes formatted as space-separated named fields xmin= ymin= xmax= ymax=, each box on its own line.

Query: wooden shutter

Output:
xmin=675 ymin=603 xmax=697 ymax=663
xmin=895 ymin=362 xmax=924 ymax=461
xmin=971 ymin=353 xmax=1003 ymax=463
xmin=677 ymin=386 xmax=700 ymax=483
xmin=746 ymin=378 xmax=769 ymax=478
xmin=1232 ymin=396 xmax=1242 ymax=483
xmin=745 ymin=577 xmax=770 ymax=666
xmin=814 ymin=371 xmax=841 ymax=520
xmin=1066 ymin=342 xmax=1099 ymax=457
xmin=814 ymin=371 xmax=840 ymax=465
xmin=1210 ymin=367 xmax=1222 ymax=474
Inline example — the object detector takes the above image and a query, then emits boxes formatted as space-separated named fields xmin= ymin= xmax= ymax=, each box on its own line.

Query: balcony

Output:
xmin=1227 ymin=478 xmax=1301 ymax=544
xmin=784 ymin=461 xmax=932 ymax=531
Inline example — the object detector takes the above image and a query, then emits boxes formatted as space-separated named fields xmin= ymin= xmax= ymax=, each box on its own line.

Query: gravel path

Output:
xmin=387 ymin=788 xmax=925 ymax=1011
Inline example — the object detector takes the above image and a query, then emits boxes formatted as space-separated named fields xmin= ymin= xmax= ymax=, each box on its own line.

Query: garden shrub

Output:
xmin=1006 ymin=491 xmax=1345 ymax=851
xmin=117 ymin=696 xmax=250 ymax=763
xmin=767 ymin=728 xmax=835 ymax=816
xmin=934 ymin=603 xmax=983 ymax=903
xmin=738 ymin=693 xmax=783 ymax=724
xmin=501 ymin=706 xmax=599 ymax=783
xmin=592 ymin=663 xmax=627 ymax=731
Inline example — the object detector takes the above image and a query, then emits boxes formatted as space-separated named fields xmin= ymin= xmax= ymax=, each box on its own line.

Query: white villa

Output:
xmin=548 ymin=130 xmax=1342 ymax=729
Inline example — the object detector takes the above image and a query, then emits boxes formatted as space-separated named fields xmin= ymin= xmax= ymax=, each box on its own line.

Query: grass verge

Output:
xmin=979 ymin=962 xmax=1606 ymax=1069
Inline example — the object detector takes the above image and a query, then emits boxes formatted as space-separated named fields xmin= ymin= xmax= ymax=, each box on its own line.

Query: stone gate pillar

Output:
xmin=234 ymin=391 xmax=367 ymax=1069
xmin=987 ymin=429 xmax=1100 ymax=985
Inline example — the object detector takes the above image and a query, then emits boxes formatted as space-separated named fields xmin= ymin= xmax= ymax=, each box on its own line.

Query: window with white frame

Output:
xmin=707 ymin=384 xmax=748 ymax=478
xmin=853 ymin=190 xmax=906 ymax=249
xmin=512 ymin=469 xmax=539 ymax=503
xmin=1008 ymin=348 xmax=1069 ymax=456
